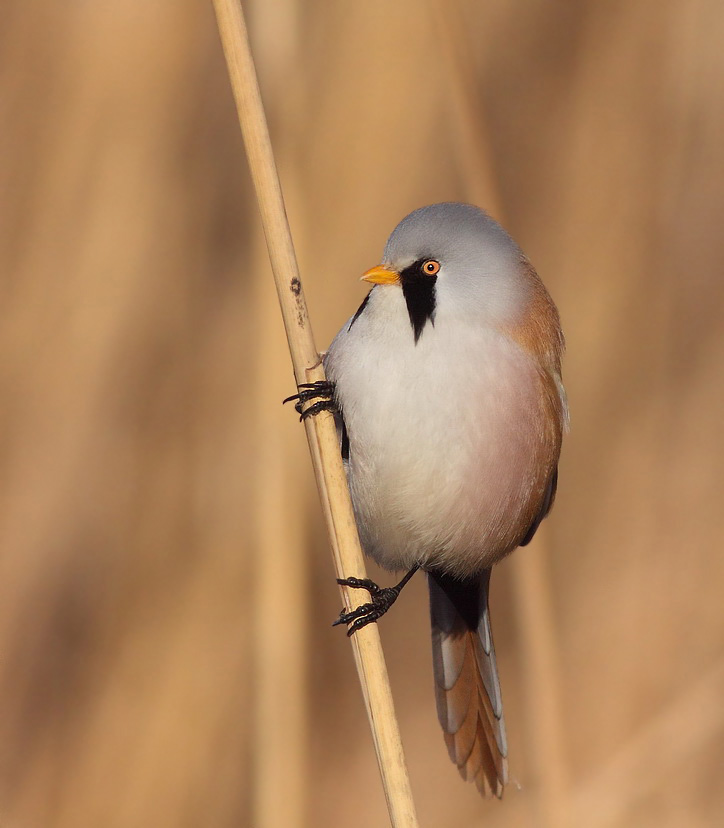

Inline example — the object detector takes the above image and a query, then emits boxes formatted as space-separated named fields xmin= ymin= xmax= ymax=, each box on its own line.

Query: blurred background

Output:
xmin=2 ymin=0 xmax=724 ymax=826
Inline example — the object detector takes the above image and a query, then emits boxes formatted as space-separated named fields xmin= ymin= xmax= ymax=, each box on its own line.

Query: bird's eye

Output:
xmin=422 ymin=259 xmax=440 ymax=275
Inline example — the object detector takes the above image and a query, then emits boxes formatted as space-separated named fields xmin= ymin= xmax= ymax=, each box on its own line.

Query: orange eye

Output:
xmin=422 ymin=259 xmax=440 ymax=275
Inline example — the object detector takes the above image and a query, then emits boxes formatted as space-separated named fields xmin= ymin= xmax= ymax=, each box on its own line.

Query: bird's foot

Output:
xmin=283 ymin=380 xmax=336 ymax=421
xmin=333 ymin=579 xmax=402 ymax=636
xmin=333 ymin=567 xmax=418 ymax=636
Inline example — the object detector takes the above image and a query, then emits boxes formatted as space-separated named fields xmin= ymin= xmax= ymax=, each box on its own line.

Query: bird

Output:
xmin=287 ymin=202 xmax=567 ymax=797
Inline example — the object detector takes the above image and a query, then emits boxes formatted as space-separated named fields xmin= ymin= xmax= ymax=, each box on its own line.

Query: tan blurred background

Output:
xmin=2 ymin=0 xmax=724 ymax=826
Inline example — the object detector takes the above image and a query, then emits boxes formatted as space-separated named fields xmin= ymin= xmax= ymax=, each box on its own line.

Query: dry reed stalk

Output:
xmin=210 ymin=1 xmax=419 ymax=824
xmin=429 ymin=2 xmax=570 ymax=823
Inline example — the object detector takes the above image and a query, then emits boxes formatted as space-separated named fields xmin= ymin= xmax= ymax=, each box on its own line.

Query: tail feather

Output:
xmin=429 ymin=569 xmax=508 ymax=798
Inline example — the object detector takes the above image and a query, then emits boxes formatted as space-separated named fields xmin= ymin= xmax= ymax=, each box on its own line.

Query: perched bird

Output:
xmin=289 ymin=202 xmax=567 ymax=797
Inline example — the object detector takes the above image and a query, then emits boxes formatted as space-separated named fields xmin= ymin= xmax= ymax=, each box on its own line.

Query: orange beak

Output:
xmin=361 ymin=264 xmax=400 ymax=285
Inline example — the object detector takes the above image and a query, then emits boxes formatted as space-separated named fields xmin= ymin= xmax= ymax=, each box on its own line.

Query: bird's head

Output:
xmin=361 ymin=202 xmax=531 ymax=342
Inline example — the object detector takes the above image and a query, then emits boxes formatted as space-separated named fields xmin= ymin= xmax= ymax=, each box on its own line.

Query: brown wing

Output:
xmin=428 ymin=569 xmax=508 ymax=797
xmin=520 ymin=466 xmax=558 ymax=547
xmin=505 ymin=258 xmax=567 ymax=549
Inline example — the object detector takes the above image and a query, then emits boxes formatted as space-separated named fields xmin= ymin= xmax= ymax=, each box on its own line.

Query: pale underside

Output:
xmin=325 ymin=284 xmax=561 ymax=578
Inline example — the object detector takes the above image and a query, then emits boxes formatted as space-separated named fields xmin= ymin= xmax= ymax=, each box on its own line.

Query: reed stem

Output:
xmin=210 ymin=1 xmax=419 ymax=824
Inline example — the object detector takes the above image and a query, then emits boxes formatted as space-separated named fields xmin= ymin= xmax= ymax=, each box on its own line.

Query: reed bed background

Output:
xmin=2 ymin=1 xmax=724 ymax=826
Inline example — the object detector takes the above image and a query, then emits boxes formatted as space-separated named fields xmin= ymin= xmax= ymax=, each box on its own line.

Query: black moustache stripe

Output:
xmin=401 ymin=260 xmax=437 ymax=343
xmin=348 ymin=290 xmax=371 ymax=331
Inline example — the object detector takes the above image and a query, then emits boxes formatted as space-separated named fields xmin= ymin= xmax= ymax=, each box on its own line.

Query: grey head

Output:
xmin=376 ymin=203 xmax=528 ymax=340
xmin=382 ymin=203 xmax=520 ymax=270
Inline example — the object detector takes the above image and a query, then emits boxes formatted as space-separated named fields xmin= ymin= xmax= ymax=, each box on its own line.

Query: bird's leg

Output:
xmin=333 ymin=566 xmax=419 ymax=636
xmin=282 ymin=380 xmax=337 ymax=421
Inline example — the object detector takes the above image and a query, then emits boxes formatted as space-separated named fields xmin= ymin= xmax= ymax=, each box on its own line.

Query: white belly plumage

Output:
xmin=325 ymin=289 xmax=550 ymax=578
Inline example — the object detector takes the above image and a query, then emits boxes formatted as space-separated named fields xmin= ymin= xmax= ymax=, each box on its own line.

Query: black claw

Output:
xmin=332 ymin=601 xmax=376 ymax=627
xmin=346 ymin=613 xmax=383 ymax=636
xmin=336 ymin=576 xmax=382 ymax=596
xmin=283 ymin=380 xmax=337 ymax=420
xmin=297 ymin=399 xmax=336 ymax=421
xmin=282 ymin=381 xmax=333 ymax=405
xmin=332 ymin=567 xmax=419 ymax=636
xmin=333 ymin=583 xmax=404 ymax=634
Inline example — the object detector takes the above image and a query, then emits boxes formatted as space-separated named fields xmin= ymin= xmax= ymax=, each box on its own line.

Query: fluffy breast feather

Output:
xmin=325 ymin=269 xmax=566 ymax=577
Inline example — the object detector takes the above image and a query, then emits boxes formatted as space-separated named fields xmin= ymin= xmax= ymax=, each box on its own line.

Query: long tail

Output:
xmin=428 ymin=568 xmax=508 ymax=797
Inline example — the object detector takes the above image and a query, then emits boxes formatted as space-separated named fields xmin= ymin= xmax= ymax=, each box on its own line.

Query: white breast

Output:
xmin=325 ymin=286 xmax=549 ymax=577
